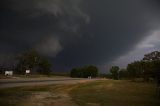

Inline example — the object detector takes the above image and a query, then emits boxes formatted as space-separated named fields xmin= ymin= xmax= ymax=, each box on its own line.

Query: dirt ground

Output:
xmin=23 ymin=92 xmax=77 ymax=106
xmin=22 ymin=80 xmax=97 ymax=106
xmin=0 ymin=79 xmax=103 ymax=106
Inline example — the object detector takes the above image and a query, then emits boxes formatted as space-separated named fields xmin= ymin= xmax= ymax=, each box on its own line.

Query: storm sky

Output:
xmin=0 ymin=0 xmax=160 ymax=72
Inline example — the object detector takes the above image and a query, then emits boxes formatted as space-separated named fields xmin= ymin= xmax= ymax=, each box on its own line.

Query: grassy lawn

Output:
xmin=0 ymin=79 xmax=160 ymax=106
xmin=70 ymin=80 xmax=160 ymax=106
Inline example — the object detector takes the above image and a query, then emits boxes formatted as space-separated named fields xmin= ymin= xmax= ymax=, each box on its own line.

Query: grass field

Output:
xmin=70 ymin=80 xmax=160 ymax=106
xmin=0 ymin=79 xmax=159 ymax=106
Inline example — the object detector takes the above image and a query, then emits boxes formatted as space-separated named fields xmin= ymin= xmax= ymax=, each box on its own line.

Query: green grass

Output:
xmin=70 ymin=80 xmax=160 ymax=106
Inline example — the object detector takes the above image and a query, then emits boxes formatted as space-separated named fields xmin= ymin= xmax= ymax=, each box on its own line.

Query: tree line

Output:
xmin=0 ymin=50 xmax=52 ymax=75
xmin=109 ymin=51 xmax=160 ymax=81
xmin=70 ymin=65 xmax=98 ymax=78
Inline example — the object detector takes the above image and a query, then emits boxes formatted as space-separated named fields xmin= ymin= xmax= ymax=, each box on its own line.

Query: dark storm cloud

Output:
xmin=0 ymin=0 xmax=87 ymax=54
xmin=54 ymin=0 xmax=160 ymax=70
xmin=0 ymin=0 xmax=160 ymax=71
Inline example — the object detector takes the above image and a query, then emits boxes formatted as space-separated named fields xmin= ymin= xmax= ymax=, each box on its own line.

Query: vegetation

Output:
xmin=15 ymin=50 xmax=52 ymax=75
xmin=0 ymin=84 xmax=74 ymax=106
xmin=0 ymin=79 xmax=159 ymax=106
xmin=0 ymin=50 xmax=52 ymax=76
xmin=70 ymin=80 xmax=160 ymax=106
xmin=109 ymin=51 xmax=160 ymax=81
xmin=127 ymin=61 xmax=144 ymax=80
xmin=70 ymin=65 xmax=98 ymax=78
xmin=37 ymin=58 xmax=52 ymax=75
xmin=119 ymin=68 xmax=129 ymax=79
xmin=127 ymin=51 xmax=160 ymax=81
xmin=143 ymin=51 xmax=160 ymax=61
xmin=110 ymin=66 xmax=119 ymax=80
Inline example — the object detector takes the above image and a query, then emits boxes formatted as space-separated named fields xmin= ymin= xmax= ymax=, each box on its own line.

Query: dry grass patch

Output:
xmin=23 ymin=92 xmax=77 ymax=106
xmin=70 ymin=80 xmax=160 ymax=106
xmin=0 ymin=84 xmax=77 ymax=106
xmin=1 ymin=79 xmax=159 ymax=106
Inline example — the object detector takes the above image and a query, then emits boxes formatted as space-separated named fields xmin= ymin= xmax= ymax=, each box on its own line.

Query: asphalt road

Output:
xmin=0 ymin=78 xmax=97 ymax=88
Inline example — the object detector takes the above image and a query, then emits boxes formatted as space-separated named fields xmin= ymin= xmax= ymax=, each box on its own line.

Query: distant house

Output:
xmin=5 ymin=71 xmax=13 ymax=76
xmin=26 ymin=70 xmax=30 ymax=74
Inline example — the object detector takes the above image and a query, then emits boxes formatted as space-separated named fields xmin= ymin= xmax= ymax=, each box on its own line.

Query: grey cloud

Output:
xmin=35 ymin=36 xmax=63 ymax=57
xmin=54 ymin=0 xmax=160 ymax=70
xmin=9 ymin=0 xmax=89 ymax=22
xmin=0 ymin=0 xmax=88 ymax=56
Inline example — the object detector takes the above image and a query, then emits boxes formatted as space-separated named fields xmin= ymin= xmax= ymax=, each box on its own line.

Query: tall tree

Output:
xmin=15 ymin=50 xmax=52 ymax=75
xmin=143 ymin=51 xmax=160 ymax=61
xmin=83 ymin=65 xmax=98 ymax=78
xmin=38 ymin=59 xmax=52 ymax=75
xmin=142 ymin=51 xmax=160 ymax=80
xmin=127 ymin=61 xmax=143 ymax=80
xmin=110 ymin=66 xmax=119 ymax=80
xmin=119 ymin=68 xmax=129 ymax=79
xmin=16 ymin=50 xmax=40 ymax=74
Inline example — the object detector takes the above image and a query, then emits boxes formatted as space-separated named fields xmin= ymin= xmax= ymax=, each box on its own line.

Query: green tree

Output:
xmin=142 ymin=51 xmax=160 ymax=81
xmin=125 ymin=51 xmax=160 ymax=81
xmin=83 ymin=65 xmax=98 ymax=78
xmin=119 ymin=68 xmax=129 ymax=79
xmin=70 ymin=65 xmax=99 ymax=78
xmin=70 ymin=68 xmax=83 ymax=78
xmin=38 ymin=59 xmax=52 ymax=75
xmin=16 ymin=50 xmax=40 ymax=74
xmin=15 ymin=50 xmax=52 ymax=75
xmin=127 ymin=61 xmax=143 ymax=81
xmin=70 ymin=68 xmax=78 ymax=78
xmin=143 ymin=51 xmax=160 ymax=61
xmin=110 ymin=66 xmax=119 ymax=80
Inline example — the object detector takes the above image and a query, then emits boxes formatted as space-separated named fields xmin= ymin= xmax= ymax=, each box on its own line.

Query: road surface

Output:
xmin=0 ymin=78 xmax=97 ymax=88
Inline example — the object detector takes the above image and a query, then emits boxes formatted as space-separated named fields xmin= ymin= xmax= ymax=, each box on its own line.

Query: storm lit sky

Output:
xmin=0 ymin=0 xmax=160 ymax=72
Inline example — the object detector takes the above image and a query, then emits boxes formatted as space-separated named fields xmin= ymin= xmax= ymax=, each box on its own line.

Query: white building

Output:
xmin=26 ymin=70 xmax=30 ymax=74
xmin=5 ymin=71 xmax=13 ymax=76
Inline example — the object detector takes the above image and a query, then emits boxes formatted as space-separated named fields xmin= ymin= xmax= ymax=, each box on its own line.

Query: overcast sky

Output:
xmin=0 ymin=0 xmax=160 ymax=72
